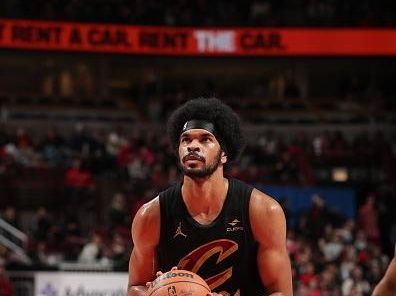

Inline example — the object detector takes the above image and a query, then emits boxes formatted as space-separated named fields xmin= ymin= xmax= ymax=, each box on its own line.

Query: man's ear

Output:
xmin=221 ymin=151 xmax=227 ymax=164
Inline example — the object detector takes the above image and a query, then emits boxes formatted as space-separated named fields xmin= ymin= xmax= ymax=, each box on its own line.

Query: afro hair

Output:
xmin=166 ymin=97 xmax=245 ymax=162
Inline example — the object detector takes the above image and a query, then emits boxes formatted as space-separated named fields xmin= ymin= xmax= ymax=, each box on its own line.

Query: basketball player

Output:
xmin=128 ymin=98 xmax=292 ymax=295
xmin=372 ymin=245 xmax=396 ymax=296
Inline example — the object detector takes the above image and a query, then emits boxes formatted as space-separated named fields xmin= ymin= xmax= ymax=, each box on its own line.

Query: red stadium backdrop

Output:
xmin=1 ymin=19 xmax=396 ymax=56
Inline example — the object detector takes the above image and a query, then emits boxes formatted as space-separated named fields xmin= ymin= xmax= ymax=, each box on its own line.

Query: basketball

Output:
xmin=147 ymin=269 xmax=211 ymax=296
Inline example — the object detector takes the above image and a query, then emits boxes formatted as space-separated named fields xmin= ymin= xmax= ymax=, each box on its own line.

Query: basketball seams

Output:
xmin=147 ymin=280 xmax=211 ymax=296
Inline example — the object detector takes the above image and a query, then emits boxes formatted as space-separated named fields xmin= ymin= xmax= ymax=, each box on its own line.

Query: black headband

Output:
xmin=180 ymin=119 xmax=227 ymax=154
xmin=181 ymin=120 xmax=216 ymax=135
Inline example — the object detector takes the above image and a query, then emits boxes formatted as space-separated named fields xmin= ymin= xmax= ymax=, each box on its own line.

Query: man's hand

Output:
xmin=146 ymin=266 xmax=179 ymax=288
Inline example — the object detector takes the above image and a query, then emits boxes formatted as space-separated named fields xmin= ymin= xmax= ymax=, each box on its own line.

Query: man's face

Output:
xmin=178 ymin=129 xmax=225 ymax=178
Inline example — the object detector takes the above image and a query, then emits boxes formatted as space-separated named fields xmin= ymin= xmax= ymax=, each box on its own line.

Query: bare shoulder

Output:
xmin=249 ymin=189 xmax=287 ymax=244
xmin=249 ymin=188 xmax=285 ymax=219
xmin=133 ymin=196 xmax=160 ymax=224
xmin=132 ymin=196 xmax=161 ymax=247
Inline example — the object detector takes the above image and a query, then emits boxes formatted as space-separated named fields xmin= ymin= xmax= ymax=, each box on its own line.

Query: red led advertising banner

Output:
xmin=1 ymin=19 xmax=396 ymax=56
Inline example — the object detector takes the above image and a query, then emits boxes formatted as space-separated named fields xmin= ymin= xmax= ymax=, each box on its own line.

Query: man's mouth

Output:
xmin=183 ymin=153 xmax=204 ymax=162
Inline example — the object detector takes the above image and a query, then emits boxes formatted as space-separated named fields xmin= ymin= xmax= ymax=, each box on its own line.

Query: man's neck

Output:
xmin=181 ymin=170 xmax=229 ymax=223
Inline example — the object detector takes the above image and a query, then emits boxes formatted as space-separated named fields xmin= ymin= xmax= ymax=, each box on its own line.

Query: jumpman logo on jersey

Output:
xmin=173 ymin=222 xmax=187 ymax=238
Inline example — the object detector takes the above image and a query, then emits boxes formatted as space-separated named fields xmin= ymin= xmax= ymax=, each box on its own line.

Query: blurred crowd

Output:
xmin=2 ymin=62 xmax=391 ymax=126
xmin=289 ymin=196 xmax=392 ymax=295
xmin=1 ymin=0 xmax=396 ymax=27
xmin=0 ymin=125 xmax=395 ymax=295
xmin=0 ymin=126 xmax=395 ymax=188
xmin=289 ymin=208 xmax=392 ymax=295
xmin=0 ymin=1 xmax=395 ymax=294
xmin=1 ymin=189 xmax=395 ymax=295
xmin=117 ymin=70 xmax=392 ymax=122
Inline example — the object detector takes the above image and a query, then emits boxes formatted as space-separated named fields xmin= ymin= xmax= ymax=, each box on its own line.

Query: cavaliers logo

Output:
xmin=177 ymin=239 xmax=238 ymax=290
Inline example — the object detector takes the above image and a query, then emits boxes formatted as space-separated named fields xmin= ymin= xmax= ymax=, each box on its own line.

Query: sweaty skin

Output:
xmin=127 ymin=129 xmax=292 ymax=296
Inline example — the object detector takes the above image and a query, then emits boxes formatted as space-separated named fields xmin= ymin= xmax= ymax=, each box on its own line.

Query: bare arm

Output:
xmin=250 ymin=189 xmax=293 ymax=296
xmin=372 ymin=256 xmax=396 ymax=296
xmin=128 ymin=197 xmax=161 ymax=296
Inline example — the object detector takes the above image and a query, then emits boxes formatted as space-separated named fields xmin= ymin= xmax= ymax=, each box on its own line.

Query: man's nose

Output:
xmin=187 ymin=141 xmax=200 ymax=152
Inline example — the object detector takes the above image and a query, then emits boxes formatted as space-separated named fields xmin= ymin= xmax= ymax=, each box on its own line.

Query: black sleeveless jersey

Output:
xmin=158 ymin=178 xmax=266 ymax=295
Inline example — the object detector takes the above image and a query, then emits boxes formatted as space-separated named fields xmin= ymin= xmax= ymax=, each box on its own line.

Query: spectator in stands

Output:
xmin=127 ymin=143 xmax=155 ymax=183
xmin=298 ymin=262 xmax=318 ymax=287
xmin=4 ymin=128 xmax=39 ymax=167
xmin=342 ymin=265 xmax=370 ymax=295
xmin=286 ymin=229 xmax=299 ymax=257
xmin=319 ymin=228 xmax=345 ymax=262
xmin=85 ymin=130 xmax=114 ymax=176
xmin=256 ymin=130 xmax=278 ymax=161
xmin=368 ymin=259 xmax=385 ymax=289
xmin=116 ymin=139 xmax=135 ymax=179
xmin=319 ymin=264 xmax=341 ymax=294
xmin=32 ymin=206 xmax=52 ymax=242
xmin=354 ymin=229 xmax=369 ymax=252
xmin=1 ymin=206 xmax=20 ymax=229
xmin=312 ymin=131 xmax=330 ymax=157
xmin=106 ymin=131 xmax=126 ymax=157
xmin=294 ymin=242 xmax=313 ymax=269
xmin=358 ymin=193 xmax=381 ymax=245
xmin=15 ymin=128 xmax=31 ymax=149
xmin=150 ymin=163 xmax=169 ymax=190
xmin=108 ymin=192 xmax=130 ymax=232
xmin=62 ymin=214 xmax=85 ymax=261
xmin=299 ymin=194 xmax=331 ymax=240
xmin=78 ymin=232 xmax=106 ymax=264
xmin=340 ymin=244 xmax=359 ymax=280
xmin=40 ymin=129 xmax=66 ymax=166
xmin=64 ymin=158 xmax=95 ymax=198
xmin=30 ymin=241 xmax=52 ymax=268
xmin=69 ymin=124 xmax=95 ymax=157
xmin=274 ymin=150 xmax=299 ymax=183
xmin=108 ymin=232 xmax=129 ymax=271
xmin=65 ymin=159 xmax=85 ymax=185
xmin=338 ymin=219 xmax=356 ymax=244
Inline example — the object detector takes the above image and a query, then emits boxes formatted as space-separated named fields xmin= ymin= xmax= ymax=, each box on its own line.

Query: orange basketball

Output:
xmin=147 ymin=269 xmax=211 ymax=296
